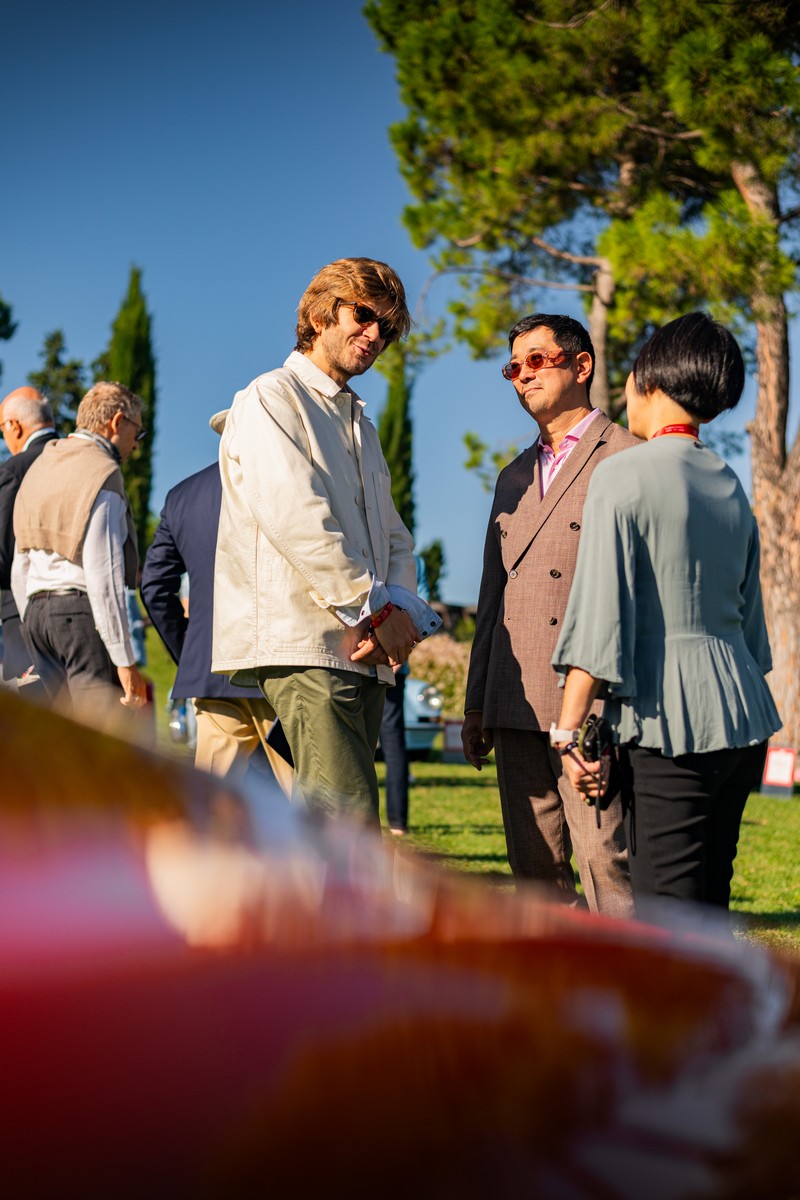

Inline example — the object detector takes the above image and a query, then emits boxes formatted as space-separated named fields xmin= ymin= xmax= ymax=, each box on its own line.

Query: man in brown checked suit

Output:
xmin=462 ymin=314 xmax=638 ymax=917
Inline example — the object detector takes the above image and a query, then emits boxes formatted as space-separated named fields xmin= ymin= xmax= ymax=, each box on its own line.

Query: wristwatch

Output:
xmin=549 ymin=722 xmax=580 ymax=748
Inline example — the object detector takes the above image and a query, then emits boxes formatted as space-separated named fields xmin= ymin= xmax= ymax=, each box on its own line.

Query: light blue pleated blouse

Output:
xmin=552 ymin=437 xmax=781 ymax=756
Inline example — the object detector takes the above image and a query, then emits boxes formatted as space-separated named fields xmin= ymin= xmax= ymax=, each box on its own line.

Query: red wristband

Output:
xmin=370 ymin=600 xmax=394 ymax=629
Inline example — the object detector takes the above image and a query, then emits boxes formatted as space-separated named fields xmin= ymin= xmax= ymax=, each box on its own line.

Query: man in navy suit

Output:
xmin=141 ymin=451 xmax=292 ymax=793
xmin=0 ymin=387 xmax=57 ymax=685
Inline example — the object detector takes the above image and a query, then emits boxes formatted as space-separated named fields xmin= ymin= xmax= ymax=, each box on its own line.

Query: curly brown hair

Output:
xmin=295 ymin=258 xmax=411 ymax=352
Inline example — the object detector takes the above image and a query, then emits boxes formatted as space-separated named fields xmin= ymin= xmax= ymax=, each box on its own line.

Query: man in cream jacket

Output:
xmin=213 ymin=258 xmax=419 ymax=822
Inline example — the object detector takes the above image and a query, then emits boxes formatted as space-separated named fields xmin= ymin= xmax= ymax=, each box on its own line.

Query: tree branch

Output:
xmin=452 ymin=233 xmax=485 ymax=248
xmin=414 ymin=265 xmax=594 ymax=320
xmin=530 ymin=236 xmax=603 ymax=268
xmin=778 ymin=204 xmax=800 ymax=226
xmin=611 ymin=102 xmax=705 ymax=141
xmin=526 ymin=0 xmax=614 ymax=30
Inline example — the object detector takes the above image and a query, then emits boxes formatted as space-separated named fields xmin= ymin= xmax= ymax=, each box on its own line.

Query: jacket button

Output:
xmin=501 ymin=530 xmax=508 ymax=538
xmin=548 ymin=617 xmax=558 ymax=625
xmin=509 ymin=569 xmax=518 ymax=579
xmin=550 ymin=568 xmax=561 ymax=578
xmin=570 ymin=522 xmax=580 ymax=531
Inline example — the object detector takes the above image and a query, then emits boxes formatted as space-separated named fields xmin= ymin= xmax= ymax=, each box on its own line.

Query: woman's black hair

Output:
xmin=631 ymin=312 xmax=745 ymax=420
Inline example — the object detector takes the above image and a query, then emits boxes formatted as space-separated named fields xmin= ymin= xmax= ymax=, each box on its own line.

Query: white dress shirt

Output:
xmin=12 ymin=489 xmax=135 ymax=667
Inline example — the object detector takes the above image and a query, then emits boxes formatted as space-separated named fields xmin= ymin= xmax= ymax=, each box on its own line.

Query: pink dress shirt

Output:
xmin=538 ymin=407 xmax=601 ymax=497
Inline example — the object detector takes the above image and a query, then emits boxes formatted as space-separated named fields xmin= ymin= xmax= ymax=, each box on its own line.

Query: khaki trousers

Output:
xmin=256 ymin=666 xmax=386 ymax=825
xmin=193 ymin=697 xmax=293 ymax=797
xmin=493 ymin=727 xmax=634 ymax=919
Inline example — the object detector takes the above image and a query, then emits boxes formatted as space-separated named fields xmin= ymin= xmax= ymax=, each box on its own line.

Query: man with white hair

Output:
xmin=0 ymin=386 xmax=56 ymax=685
xmin=12 ymin=382 xmax=148 ymax=715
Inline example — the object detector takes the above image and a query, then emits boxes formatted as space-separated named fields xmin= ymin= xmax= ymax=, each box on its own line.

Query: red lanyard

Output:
xmin=651 ymin=423 xmax=699 ymax=439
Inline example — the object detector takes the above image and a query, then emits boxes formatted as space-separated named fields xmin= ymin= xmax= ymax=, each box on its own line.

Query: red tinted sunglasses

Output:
xmin=501 ymin=350 xmax=573 ymax=380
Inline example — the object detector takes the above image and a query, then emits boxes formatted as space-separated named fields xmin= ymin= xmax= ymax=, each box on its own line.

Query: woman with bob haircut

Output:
xmin=550 ymin=312 xmax=781 ymax=911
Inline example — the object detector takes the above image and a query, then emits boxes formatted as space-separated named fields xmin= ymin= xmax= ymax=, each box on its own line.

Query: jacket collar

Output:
xmin=284 ymin=351 xmax=365 ymax=411
xmin=70 ymin=429 xmax=122 ymax=465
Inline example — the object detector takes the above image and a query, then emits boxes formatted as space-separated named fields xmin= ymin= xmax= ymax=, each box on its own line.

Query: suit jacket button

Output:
xmin=501 ymin=530 xmax=508 ymax=538
xmin=509 ymin=569 xmax=518 ymax=579
xmin=550 ymin=568 xmax=561 ymax=578
xmin=548 ymin=617 xmax=558 ymax=625
xmin=570 ymin=522 xmax=580 ymax=531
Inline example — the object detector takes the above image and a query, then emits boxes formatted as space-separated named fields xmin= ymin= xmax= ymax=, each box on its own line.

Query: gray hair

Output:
xmin=76 ymin=382 xmax=142 ymax=433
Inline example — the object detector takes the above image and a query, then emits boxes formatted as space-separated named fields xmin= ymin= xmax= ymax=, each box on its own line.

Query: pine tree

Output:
xmin=95 ymin=267 xmax=157 ymax=555
xmin=367 ymin=0 xmax=800 ymax=744
xmin=28 ymin=330 xmax=85 ymax=434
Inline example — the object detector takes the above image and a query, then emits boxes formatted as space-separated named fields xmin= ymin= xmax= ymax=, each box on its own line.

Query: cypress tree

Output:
xmin=95 ymin=267 xmax=156 ymax=555
xmin=377 ymin=342 xmax=415 ymax=535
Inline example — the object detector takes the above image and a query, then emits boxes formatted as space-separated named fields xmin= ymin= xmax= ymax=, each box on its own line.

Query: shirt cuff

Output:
xmin=333 ymin=579 xmax=390 ymax=628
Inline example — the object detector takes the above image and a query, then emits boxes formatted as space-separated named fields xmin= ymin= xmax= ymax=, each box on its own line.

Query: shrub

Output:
xmin=409 ymin=633 xmax=471 ymax=717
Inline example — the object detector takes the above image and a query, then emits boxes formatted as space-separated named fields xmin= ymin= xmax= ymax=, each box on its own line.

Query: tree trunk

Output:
xmin=730 ymin=161 xmax=800 ymax=747
xmin=588 ymin=257 xmax=614 ymax=414
xmin=749 ymin=293 xmax=800 ymax=748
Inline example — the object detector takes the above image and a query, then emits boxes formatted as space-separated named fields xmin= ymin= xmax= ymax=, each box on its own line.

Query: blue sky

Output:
xmin=2 ymin=1 xmax=765 ymax=602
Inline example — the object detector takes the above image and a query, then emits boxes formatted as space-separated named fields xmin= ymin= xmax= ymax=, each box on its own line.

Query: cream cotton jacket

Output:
xmin=212 ymin=352 xmax=416 ymax=685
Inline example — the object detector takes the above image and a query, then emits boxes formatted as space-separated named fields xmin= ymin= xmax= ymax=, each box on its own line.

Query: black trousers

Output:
xmin=619 ymin=741 xmax=767 ymax=909
xmin=24 ymin=591 xmax=119 ymax=708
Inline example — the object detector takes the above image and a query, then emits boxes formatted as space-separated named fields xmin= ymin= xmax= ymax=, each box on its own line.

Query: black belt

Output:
xmin=29 ymin=588 xmax=87 ymax=600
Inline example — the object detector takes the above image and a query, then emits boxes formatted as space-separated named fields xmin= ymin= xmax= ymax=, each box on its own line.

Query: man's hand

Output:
xmin=461 ymin=711 xmax=493 ymax=770
xmin=350 ymin=634 xmax=391 ymax=666
xmin=372 ymin=606 xmax=418 ymax=665
xmin=118 ymin=664 xmax=148 ymax=708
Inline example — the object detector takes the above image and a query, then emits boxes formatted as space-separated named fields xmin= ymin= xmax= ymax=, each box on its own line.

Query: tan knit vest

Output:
xmin=14 ymin=437 xmax=139 ymax=587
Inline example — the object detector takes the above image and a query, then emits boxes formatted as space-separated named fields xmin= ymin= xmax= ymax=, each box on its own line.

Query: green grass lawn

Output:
xmin=377 ymin=756 xmax=800 ymax=953
xmin=143 ymin=628 xmax=799 ymax=951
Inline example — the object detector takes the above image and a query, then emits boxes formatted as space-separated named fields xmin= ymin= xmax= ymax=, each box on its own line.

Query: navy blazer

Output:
xmin=0 ymin=431 xmax=57 ymax=678
xmin=141 ymin=463 xmax=262 ymax=700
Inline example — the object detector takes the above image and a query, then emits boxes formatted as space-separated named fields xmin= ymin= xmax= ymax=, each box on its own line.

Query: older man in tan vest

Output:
xmin=12 ymin=382 xmax=148 ymax=716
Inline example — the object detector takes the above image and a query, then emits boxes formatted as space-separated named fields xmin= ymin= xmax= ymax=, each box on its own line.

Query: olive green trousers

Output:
xmin=256 ymin=666 xmax=386 ymax=824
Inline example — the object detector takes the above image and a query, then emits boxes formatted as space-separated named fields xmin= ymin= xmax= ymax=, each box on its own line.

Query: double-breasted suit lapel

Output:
xmin=466 ymin=412 xmax=640 ymax=731
xmin=502 ymin=415 xmax=614 ymax=572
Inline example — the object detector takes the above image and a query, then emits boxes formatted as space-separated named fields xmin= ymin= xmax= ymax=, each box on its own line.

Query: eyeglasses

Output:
xmin=122 ymin=415 xmax=147 ymax=442
xmin=337 ymin=300 xmax=394 ymax=341
xmin=501 ymin=350 xmax=573 ymax=381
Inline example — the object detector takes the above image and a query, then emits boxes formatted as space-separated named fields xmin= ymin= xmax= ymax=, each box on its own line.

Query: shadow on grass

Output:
xmin=735 ymin=911 xmax=800 ymax=927
xmin=409 ymin=775 xmax=499 ymax=790
xmin=446 ymin=853 xmax=510 ymax=866
xmin=415 ymin=822 xmax=502 ymax=835
xmin=411 ymin=846 xmax=512 ymax=882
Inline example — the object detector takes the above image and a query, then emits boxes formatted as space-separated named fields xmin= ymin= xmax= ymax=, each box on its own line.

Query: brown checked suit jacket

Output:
xmin=465 ymin=412 xmax=640 ymax=732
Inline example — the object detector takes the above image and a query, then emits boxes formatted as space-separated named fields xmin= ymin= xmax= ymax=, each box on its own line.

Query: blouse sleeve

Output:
xmin=740 ymin=519 xmax=773 ymax=675
xmin=552 ymin=469 xmax=639 ymax=696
